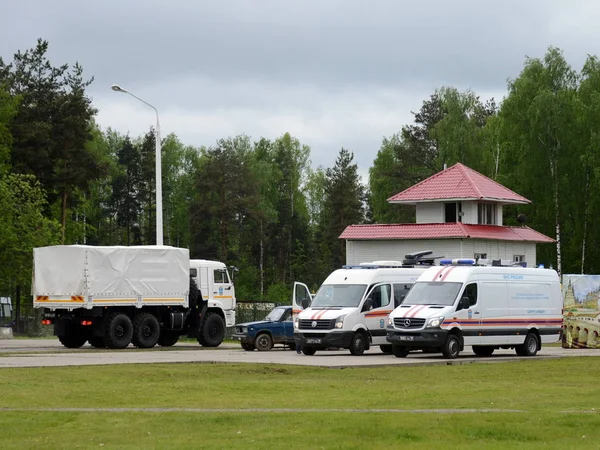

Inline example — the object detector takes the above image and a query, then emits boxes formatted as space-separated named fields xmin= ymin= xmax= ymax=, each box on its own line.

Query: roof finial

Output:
xmin=443 ymin=162 xmax=447 ymax=170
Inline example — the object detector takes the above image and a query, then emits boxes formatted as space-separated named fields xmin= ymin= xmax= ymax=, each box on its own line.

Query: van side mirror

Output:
xmin=362 ymin=298 xmax=374 ymax=312
xmin=458 ymin=296 xmax=470 ymax=311
xmin=301 ymin=298 xmax=310 ymax=309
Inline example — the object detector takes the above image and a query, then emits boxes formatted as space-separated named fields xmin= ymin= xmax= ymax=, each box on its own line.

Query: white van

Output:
xmin=386 ymin=259 xmax=563 ymax=359
xmin=292 ymin=252 xmax=442 ymax=355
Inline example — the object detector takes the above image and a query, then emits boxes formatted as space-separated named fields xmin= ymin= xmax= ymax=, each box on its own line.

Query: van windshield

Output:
xmin=403 ymin=282 xmax=462 ymax=306
xmin=311 ymin=284 xmax=367 ymax=308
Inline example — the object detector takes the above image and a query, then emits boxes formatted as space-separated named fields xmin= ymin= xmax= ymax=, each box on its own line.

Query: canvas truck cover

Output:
xmin=33 ymin=245 xmax=190 ymax=309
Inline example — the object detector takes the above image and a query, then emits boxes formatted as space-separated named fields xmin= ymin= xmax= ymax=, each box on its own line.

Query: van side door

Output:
xmin=362 ymin=283 xmax=393 ymax=344
xmin=456 ymin=281 xmax=481 ymax=346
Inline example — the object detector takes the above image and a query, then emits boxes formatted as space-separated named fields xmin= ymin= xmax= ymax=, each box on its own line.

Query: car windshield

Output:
xmin=310 ymin=284 xmax=367 ymax=308
xmin=402 ymin=282 xmax=462 ymax=306
xmin=264 ymin=308 xmax=286 ymax=321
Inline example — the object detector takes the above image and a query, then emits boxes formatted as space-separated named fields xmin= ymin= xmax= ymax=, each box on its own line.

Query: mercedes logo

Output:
xmin=311 ymin=321 xmax=317 ymax=328
xmin=403 ymin=318 xmax=411 ymax=327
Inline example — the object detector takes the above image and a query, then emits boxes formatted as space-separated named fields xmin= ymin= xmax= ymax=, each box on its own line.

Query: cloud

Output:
xmin=2 ymin=0 xmax=600 ymax=182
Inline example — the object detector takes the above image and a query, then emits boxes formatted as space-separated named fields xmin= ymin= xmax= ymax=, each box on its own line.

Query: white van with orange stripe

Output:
xmin=386 ymin=259 xmax=562 ymax=359
xmin=293 ymin=261 xmax=430 ymax=356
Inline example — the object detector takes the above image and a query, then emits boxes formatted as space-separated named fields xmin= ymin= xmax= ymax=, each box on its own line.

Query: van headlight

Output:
xmin=335 ymin=315 xmax=346 ymax=329
xmin=388 ymin=317 xmax=394 ymax=326
xmin=426 ymin=316 xmax=445 ymax=328
xmin=293 ymin=317 xmax=299 ymax=330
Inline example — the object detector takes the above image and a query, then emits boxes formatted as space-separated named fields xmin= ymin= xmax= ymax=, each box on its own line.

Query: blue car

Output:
xmin=233 ymin=306 xmax=295 ymax=351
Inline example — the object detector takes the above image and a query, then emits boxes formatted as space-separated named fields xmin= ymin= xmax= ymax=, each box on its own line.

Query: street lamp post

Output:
xmin=111 ymin=84 xmax=163 ymax=246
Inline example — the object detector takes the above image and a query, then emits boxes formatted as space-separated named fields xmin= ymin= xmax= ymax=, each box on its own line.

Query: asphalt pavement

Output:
xmin=0 ymin=339 xmax=599 ymax=368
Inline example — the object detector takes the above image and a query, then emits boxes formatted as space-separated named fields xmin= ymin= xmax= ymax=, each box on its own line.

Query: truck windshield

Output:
xmin=403 ymin=282 xmax=462 ymax=306
xmin=310 ymin=284 xmax=367 ymax=308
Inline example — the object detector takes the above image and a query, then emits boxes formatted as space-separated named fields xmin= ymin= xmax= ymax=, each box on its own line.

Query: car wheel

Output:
xmin=241 ymin=342 xmax=255 ymax=351
xmin=255 ymin=333 xmax=273 ymax=351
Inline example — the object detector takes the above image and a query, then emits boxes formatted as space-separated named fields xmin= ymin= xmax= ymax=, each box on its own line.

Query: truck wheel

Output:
xmin=132 ymin=313 xmax=160 ymax=348
xmin=472 ymin=345 xmax=494 ymax=357
xmin=442 ymin=334 xmax=460 ymax=359
xmin=392 ymin=344 xmax=409 ymax=358
xmin=103 ymin=312 xmax=133 ymax=349
xmin=158 ymin=331 xmax=180 ymax=347
xmin=349 ymin=332 xmax=367 ymax=356
xmin=88 ymin=336 xmax=106 ymax=348
xmin=197 ymin=312 xmax=225 ymax=347
xmin=58 ymin=327 xmax=87 ymax=349
xmin=302 ymin=347 xmax=316 ymax=355
xmin=241 ymin=342 xmax=255 ymax=351
xmin=255 ymin=333 xmax=273 ymax=351
xmin=380 ymin=344 xmax=393 ymax=354
xmin=516 ymin=333 xmax=538 ymax=356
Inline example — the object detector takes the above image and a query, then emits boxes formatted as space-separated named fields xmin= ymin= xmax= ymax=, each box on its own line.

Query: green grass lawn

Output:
xmin=0 ymin=357 xmax=599 ymax=449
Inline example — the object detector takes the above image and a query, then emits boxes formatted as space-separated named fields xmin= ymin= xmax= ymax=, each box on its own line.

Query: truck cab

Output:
xmin=190 ymin=259 xmax=236 ymax=327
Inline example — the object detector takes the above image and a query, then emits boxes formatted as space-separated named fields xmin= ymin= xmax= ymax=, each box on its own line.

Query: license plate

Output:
xmin=306 ymin=338 xmax=322 ymax=344
xmin=399 ymin=336 xmax=414 ymax=341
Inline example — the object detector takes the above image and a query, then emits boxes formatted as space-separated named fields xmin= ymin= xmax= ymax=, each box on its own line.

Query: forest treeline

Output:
xmin=2 ymin=39 xmax=600 ymax=310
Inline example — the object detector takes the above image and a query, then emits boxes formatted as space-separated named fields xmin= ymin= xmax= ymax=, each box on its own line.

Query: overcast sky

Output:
xmin=1 ymin=0 xmax=599 ymax=180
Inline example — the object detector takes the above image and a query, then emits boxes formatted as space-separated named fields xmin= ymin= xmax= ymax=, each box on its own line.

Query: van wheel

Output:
xmin=255 ymin=333 xmax=273 ymax=351
xmin=392 ymin=344 xmax=409 ymax=358
xmin=472 ymin=346 xmax=494 ymax=357
xmin=516 ymin=333 xmax=538 ymax=356
xmin=349 ymin=332 xmax=367 ymax=356
xmin=442 ymin=334 xmax=460 ymax=359
xmin=380 ymin=344 xmax=393 ymax=354
xmin=302 ymin=347 xmax=316 ymax=355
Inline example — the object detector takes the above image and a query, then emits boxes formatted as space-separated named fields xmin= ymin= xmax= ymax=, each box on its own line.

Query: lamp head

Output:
xmin=111 ymin=84 xmax=127 ymax=93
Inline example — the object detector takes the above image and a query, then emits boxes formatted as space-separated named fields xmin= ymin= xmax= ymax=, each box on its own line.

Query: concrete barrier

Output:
xmin=0 ymin=327 xmax=13 ymax=339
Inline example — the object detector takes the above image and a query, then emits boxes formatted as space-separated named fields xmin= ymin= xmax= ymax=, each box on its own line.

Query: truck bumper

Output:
xmin=386 ymin=328 xmax=448 ymax=349
xmin=294 ymin=331 xmax=353 ymax=349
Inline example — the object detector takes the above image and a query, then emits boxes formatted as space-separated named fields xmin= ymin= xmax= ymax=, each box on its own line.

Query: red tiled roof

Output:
xmin=339 ymin=223 xmax=554 ymax=243
xmin=387 ymin=163 xmax=530 ymax=204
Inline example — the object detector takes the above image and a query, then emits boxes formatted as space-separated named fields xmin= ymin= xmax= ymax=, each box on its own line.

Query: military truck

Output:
xmin=33 ymin=245 xmax=236 ymax=349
